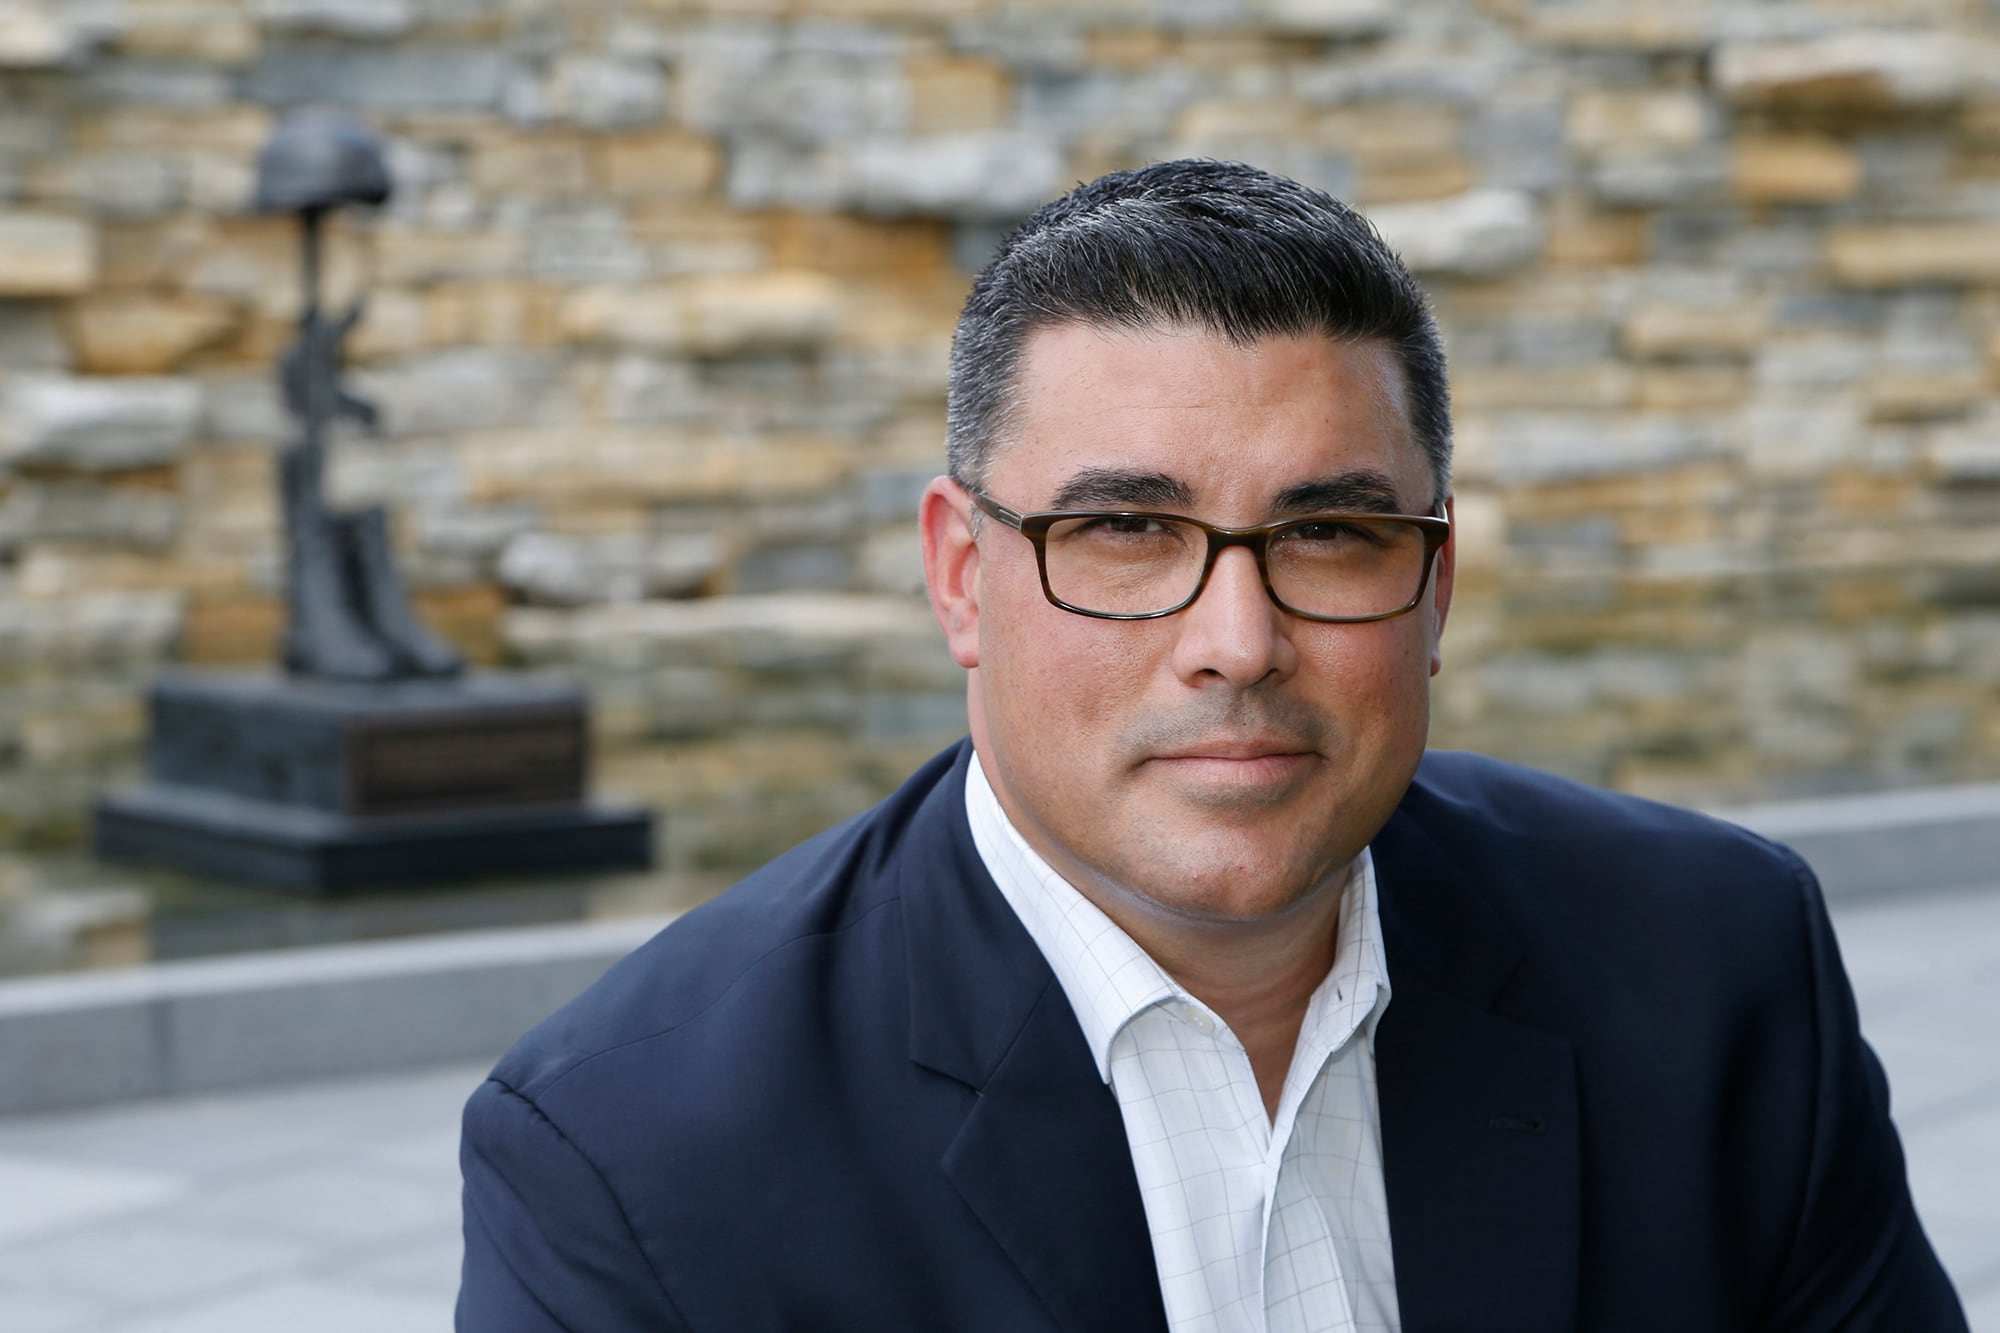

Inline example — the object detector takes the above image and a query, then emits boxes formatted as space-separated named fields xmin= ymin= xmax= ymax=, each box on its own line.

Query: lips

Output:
xmin=1153 ymin=739 xmax=1312 ymax=762
xmin=1146 ymin=745 xmax=1317 ymax=793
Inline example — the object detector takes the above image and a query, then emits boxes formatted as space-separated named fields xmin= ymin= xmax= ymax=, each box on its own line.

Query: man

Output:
xmin=458 ymin=161 xmax=1966 ymax=1331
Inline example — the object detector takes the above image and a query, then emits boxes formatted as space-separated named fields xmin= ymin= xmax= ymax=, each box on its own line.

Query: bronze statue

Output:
xmin=257 ymin=109 xmax=462 ymax=682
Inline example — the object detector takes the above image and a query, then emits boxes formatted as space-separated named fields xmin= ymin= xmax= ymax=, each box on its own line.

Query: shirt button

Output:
xmin=1182 ymin=1005 xmax=1215 ymax=1034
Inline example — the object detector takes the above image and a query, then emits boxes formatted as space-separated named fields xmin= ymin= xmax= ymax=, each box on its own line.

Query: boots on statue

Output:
xmin=279 ymin=447 xmax=400 ymax=682
xmin=338 ymin=506 xmax=464 ymax=679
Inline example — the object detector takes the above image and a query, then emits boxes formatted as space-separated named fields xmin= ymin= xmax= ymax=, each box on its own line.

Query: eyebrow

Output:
xmin=1044 ymin=466 xmax=1414 ymax=517
xmin=1271 ymin=471 xmax=1410 ymax=516
xmin=1047 ymin=468 xmax=1194 ymax=510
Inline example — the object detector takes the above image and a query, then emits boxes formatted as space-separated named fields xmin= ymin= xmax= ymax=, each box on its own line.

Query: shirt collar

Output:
xmin=963 ymin=750 xmax=1391 ymax=1084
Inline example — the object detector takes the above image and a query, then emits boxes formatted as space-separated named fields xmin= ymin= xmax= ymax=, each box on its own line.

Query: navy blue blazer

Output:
xmin=458 ymin=742 xmax=1966 ymax=1331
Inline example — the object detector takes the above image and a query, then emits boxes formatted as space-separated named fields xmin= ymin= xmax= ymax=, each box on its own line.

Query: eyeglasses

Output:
xmin=967 ymin=487 xmax=1450 ymax=623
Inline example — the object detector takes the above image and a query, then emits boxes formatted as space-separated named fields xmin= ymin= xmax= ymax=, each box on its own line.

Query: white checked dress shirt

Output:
xmin=965 ymin=755 xmax=1401 ymax=1333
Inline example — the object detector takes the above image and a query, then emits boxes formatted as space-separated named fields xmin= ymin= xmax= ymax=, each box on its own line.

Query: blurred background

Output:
xmin=0 ymin=0 xmax=1998 ymax=976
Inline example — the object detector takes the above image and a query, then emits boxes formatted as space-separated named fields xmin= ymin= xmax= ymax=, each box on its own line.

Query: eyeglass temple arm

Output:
xmin=967 ymin=487 xmax=1026 ymax=530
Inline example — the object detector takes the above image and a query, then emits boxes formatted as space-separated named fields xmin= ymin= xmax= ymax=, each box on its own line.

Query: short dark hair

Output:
xmin=946 ymin=159 xmax=1451 ymax=505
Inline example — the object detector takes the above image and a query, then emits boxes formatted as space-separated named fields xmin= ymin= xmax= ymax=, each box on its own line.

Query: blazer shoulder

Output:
xmin=488 ymin=741 xmax=969 ymax=1103
xmin=1408 ymin=748 xmax=1804 ymax=875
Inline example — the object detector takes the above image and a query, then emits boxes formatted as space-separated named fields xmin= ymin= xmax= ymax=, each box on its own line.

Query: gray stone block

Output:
xmin=351 ymin=348 xmax=572 ymax=437
xmin=1369 ymin=190 xmax=1542 ymax=279
xmin=547 ymin=53 xmax=667 ymax=130
xmin=240 ymin=43 xmax=512 ymax=112
xmin=255 ymin=0 xmax=421 ymax=39
xmin=81 ymin=59 xmax=234 ymax=108
xmin=1 ymin=375 xmax=204 ymax=471
xmin=846 ymin=131 xmax=1065 ymax=221
xmin=0 ymin=302 xmax=70 ymax=370
xmin=0 ymin=481 xmax=181 ymax=553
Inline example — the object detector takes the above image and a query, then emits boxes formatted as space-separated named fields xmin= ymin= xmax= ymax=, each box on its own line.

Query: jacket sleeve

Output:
xmin=457 ymin=1077 xmax=690 ymax=1332
xmin=1760 ymin=855 xmax=1968 ymax=1332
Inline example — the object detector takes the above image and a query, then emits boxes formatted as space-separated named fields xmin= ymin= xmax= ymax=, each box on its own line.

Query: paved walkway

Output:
xmin=1 ymin=888 xmax=1996 ymax=1332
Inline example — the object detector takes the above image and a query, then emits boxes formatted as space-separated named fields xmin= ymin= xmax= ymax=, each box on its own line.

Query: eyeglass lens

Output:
xmin=1041 ymin=514 xmax=1431 ymax=619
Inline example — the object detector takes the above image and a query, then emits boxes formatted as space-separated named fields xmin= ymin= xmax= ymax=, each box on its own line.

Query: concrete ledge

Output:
xmin=2 ymin=778 xmax=1996 ymax=1117
xmin=1713 ymin=781 xmax=2000 ymax=902
xmin=0 ymin=915 xmax=667 ymax=1117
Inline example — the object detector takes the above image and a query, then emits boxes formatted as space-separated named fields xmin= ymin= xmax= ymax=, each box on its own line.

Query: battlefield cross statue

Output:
xmin=257 ymin=108 xmax=463 ymax=682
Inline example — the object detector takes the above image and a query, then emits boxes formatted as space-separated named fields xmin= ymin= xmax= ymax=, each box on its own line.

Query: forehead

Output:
xmin=1000 ymin=322 xmax=1428 ymax=511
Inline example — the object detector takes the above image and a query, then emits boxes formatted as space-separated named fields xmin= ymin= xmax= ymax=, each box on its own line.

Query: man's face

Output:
xmin=921 ymin=322 xmax=1454 ymax=930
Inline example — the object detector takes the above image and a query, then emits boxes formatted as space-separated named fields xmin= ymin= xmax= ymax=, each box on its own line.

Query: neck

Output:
xmin=1089 ymin=866 xmax=1348 ymax=1120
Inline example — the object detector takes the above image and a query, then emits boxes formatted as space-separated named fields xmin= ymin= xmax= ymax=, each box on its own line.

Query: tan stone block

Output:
xmin=413 ymin=583 xmax=504 ymax=667
xmin=1621 ymin=303 xmax=1769 ymax=359
xmin=1864 ymin=368 xmax=1992 ymax=422
xmin=1178 ymin=99 xmax=1307 ymax=143
xmin=1524 ymin=9 xmax=1709 ymax=52
xmin=181 ymin=594 xmax=281 ymax=665
xmin=1541 ymin=199 xmax=1649 ymax=269
xmin=1452 ymin=364 xmax=1636 ymax=411
xmin=907 ymin=55 xmax=1010 ymax=133
xmin=1358 ymin=157 xmax=1477 ymax=205
xmin=0 ymin=212 xmax=97 ymax=297
xmin=593 ymin=130 xmax=722 ymax=200
xmin=458 ymin=427 xmax=703 ymax=505
xmin=1822 ymin=467 xmax=1918 ymax=518
xmin=73 ymin=107 xmax=272 ymax=156
xmin=1316 ymin=104 xmax=1463 ymax=166
xmin=468 ymin=130 xmax=592 ymax=197
xmin=1635 ymin=366 xmax=1749 ymax=411
xmin=836 ymin=273 xmax=963 ymax=347
xmin=625 ymin=200 xmax=771 ymax=275
xmin=1568 ymin=91 xmax=1706 ymax=152
xmin=14 ymin=548 xmax=241 ymax=599
xmin=1966 ymin=100 xmax=2000 ymax=147
xmin=559 ymin=286 xmax=686 ymax=349
xmin=1730 ymin=135 xmax=1862 ymax=204
xmin=62 ymin=292 xmax=242 ymax=375
xmin=733 ymin=437 xmax=854 ymax=496
xmin=373 ymin=225 xmax=526 ymax=286
xmin=1619 ymin=507 xmax=1720 ymax=546
xmin=1827 ymin=225 xmax=2000 ymax=287
xmin=114 ymin=2 xmax=260 ymax=62
xmin=768 ymin=212 xmax=950 ymax=275
xmin=96 ymin=216 xmax=211 ymax=289
xmin=177 ymin=447 xmax=278 ymax=548
xmin=346 ymin=287 xmax=429 ymax=363
xmin=561 ymin=271 xmax=844 ymax=355
xmin=1085 ymin=29 xmax=1172 ymax=68
xmin=541 ymin=504 xmax=654 ymax=536
xmin=179 ymin=216 xmax=368 ymax=317
xmin=804 ymin=0 xmax=987 ymax=19
xmin=427 ymin=280 xmax=564 ymax=348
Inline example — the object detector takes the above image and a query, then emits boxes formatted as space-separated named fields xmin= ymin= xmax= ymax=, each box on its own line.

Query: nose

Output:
xmin=1168 ymin=544 xmax=1297 ymax=689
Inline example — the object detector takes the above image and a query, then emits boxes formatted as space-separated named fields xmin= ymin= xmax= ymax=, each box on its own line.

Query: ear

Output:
xmin=921 ymin=476 xmax=981 ymax=669
xmin=1429 ymin=493 xmax=1456 ymax=678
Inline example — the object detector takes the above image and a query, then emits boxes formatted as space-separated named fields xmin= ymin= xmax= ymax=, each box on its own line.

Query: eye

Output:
xmin=1281 ymin=520 xmax=1380 ymax=546
xmin=1073 ymin=514 xmax=1176 ymax=538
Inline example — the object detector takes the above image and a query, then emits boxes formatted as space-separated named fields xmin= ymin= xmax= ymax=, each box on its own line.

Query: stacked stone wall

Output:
xmin=1 ymin=0 xmax=1998 ymax=872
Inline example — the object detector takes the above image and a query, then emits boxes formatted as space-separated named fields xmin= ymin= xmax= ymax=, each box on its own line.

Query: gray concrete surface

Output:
xmin=0 ymin=917 xmax=666 ymax=1116
xmin=6 ymin=778 xmax=1997 ymax=1119
xmin=0 ymin=883 xmax=1995 ymax=1331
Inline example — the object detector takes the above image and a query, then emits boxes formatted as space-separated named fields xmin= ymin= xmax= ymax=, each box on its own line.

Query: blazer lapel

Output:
xmin=1372 ymin=800 xmax=1581 ymax=1333
xmin=900 ymin=745 xmax=1168 ymax=1333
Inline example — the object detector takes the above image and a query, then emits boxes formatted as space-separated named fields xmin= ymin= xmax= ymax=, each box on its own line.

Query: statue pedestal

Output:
xmin=94 ymin=671 xmax=654 ymax=893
